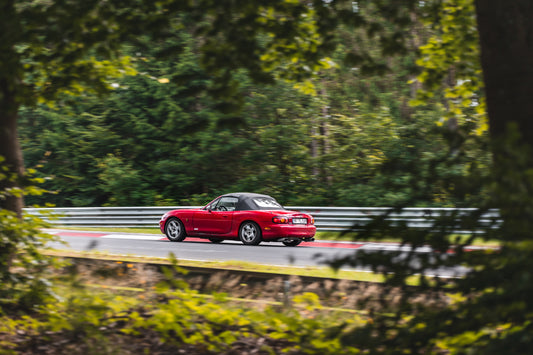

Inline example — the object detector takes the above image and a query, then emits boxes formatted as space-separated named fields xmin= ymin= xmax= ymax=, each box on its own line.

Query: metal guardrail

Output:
xmin=24 ymin=206 xmax=500 ymax=233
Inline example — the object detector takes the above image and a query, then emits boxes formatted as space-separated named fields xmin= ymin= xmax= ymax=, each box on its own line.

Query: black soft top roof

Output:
xmin=220 ymin=192 xmax=284 ymax=211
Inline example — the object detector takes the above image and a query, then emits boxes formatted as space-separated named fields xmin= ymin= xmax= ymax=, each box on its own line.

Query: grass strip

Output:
xmin=43 ymin=249 xmax=386 ymax=282
xmin=44 ymin=249 xmax=449 ymax=286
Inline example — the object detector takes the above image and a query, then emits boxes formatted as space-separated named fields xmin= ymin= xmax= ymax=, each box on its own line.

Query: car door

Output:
xmin=193 ymin=196 xmax=237 ymax=234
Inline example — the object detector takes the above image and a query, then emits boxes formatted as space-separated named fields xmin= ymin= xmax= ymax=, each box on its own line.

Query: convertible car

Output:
xmin=159 ymin=193 xmax=316 ymax=246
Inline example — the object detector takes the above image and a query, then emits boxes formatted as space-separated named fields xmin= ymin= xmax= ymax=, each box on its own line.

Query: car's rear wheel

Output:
xmin=239 ymin=221 xmax=262 ymax=245
xmin=165 ymin=217 xmax=186 ymax=242
xmin=282 ymin=240 xmax=301 ymax=247
xmin=209 ymin=237 xmax=224 ymax=244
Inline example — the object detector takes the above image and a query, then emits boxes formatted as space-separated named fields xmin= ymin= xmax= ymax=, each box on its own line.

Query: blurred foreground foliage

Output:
xmin=319 ymin=129 xmax=533 ymax=354
xmin=0 ymin=257 xmax=370 ymax=355
xmin=0 ymin=159 xmax=61 ymax=314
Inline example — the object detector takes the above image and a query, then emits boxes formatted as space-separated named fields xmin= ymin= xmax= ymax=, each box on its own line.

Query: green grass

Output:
xmin=44 ymin=248 xmax=386 ymax=282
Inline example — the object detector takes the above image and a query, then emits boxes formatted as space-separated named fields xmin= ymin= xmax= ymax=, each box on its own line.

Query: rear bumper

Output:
xmin=261 ymin=224 xmax=316 ymax=240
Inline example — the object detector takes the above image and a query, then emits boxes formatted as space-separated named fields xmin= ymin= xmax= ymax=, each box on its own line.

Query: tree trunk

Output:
xmin=0 ymin=93 xmax=24 ymax=218
xmin=0 ymin=0 xmax=24 ymax=217
xmin=319 ymin=87 xmax=332 ymax=185
xmin=475 ymin=1 xmax=533 ymax=147
xmin=310 ymin=118 xmax=319 ymax=177
xmin=475 ymin=1 xmax=533 ymax=240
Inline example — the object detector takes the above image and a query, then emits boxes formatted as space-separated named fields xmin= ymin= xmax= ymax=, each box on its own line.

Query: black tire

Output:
xmin=282 ymin=240 xmax=301 ymax=247
xmin=209 ymin=237 xmax=224 ymax=244
xmin=239 ymin=221 xmax=262 ymax=245
xmin=164 ymin=217 xmax=186 ymax=242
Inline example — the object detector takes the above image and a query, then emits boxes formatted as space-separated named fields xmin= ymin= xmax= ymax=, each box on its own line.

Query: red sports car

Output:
xmin=159 ymin=193 xmax=316 ymax=246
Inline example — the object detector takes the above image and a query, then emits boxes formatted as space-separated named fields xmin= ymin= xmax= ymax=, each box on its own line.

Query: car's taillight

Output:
xmin=272 ymin=216 xmax=289 ymax=224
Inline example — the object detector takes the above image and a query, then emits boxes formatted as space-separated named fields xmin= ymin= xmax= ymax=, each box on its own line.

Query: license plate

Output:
xmin=292 ymin=218 xmax=307 ymax=224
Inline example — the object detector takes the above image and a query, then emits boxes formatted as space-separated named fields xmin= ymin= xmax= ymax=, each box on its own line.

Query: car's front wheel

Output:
xmin=239 ymin=221 xmax=262 ymax=245
xmin=282 ymin=240 xmax=301 ymax=247
xmin=165 ymin=217 xmax=186 ymax=242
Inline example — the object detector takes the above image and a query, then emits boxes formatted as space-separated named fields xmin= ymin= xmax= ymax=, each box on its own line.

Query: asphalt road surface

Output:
xmin=46 ymin=229 xmax=472 ymax=278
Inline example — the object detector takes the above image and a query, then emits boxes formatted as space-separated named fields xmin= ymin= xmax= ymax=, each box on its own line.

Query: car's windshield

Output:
xmin=252 ymin=198 xmax=284 ymax=210
xmin=203 ymin=198 xmax=218 ymax=210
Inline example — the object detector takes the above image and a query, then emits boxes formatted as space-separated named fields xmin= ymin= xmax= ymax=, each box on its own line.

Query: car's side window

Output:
xmin=214 ymin=197 xmax=238 ymax=211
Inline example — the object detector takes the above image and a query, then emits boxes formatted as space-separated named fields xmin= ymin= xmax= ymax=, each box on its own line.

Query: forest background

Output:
xmin=18 ymin=2 xmax=488 ymax=209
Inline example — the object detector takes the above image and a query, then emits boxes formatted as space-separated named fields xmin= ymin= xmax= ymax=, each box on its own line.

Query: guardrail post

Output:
xmin=283 ymin=279 xmax=292 ymax=309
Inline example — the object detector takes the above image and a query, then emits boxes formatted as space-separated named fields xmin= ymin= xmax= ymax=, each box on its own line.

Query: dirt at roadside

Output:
xmin=57 ymin=257 xmax=449 ymax=311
